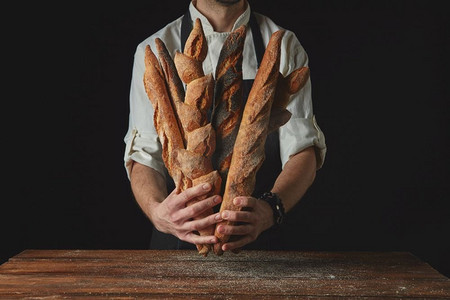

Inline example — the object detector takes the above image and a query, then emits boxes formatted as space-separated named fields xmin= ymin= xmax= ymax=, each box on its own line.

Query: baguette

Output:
xmin=144 ymin=19 xmax=219 ymax=255
xmin=155 ymin=38 xmax=185 ymax=106
xmin=213 ymin=30 xmax=286 ymax=255
xmin=143 ymin=45 xmax=185 ymax=190
xmin=155 ymin=38 xmax=188 ymax=143
xmin=211 ymin=25 xmax=246 ymax=188
xmin=170 ymin=18 xmax=220 ymax=255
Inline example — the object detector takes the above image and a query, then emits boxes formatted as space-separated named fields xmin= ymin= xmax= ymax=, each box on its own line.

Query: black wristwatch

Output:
xmin=259 ymin=192 xmax=285 ymax=226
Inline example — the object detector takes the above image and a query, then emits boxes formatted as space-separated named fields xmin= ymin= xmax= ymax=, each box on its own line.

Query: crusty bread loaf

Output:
xmin=177 ymin=19 xmax=217 ymax=256
xmin=144 ymin=19 xmax=221 ymax=256
xmin=169 ymin=18 xmax=222 ymax=256
xmin=213 ymin=30 xmax=286 ymax=255
xmin=155 ymin=38 xmax=185 ymax=106
xmin=155 ymin=38 xmax=187 ymax=142
xmin=211 ymin=25 xmax=246 ymax=189
xmin=143 ymin=45 xmax=185 ymax=189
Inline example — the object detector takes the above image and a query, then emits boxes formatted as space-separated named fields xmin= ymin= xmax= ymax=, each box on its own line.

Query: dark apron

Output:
xmin=150 ymin=10 xmax=284 ymax=250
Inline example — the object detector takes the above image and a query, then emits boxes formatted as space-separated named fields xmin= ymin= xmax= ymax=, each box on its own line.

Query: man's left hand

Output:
xmin=216 ymin=196 xmax=274 ymax=252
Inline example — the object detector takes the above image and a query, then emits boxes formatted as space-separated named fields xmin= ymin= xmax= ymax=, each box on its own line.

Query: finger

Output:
xmin=172 ymin=195 xmax=221 ymax=222
xmin=184 ymin=212 xmax=223 ymax=232
xmin=222 ymin=236 xmax=253 ymax=252
xmin=171 ymin=183 xmax=211 ymax=209
xmin=233 ymin=196 xmax=256 ymax=208
xmin=180 ymin=183 xmax=212 ymax=205
xmin=221 ymin=210 xmax=255 ymax=223
xmin=183 ymin=232 xmax=218 ymax=245
xmin=216 ymin=223 xmax=252 ymax=236
xmin=183 ymin=195 xmax=222 ymax=218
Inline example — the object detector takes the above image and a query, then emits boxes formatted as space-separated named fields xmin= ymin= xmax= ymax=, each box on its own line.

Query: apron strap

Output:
xmin=180 ymin=10 xmax=193 ymax=53
xmin=248 ymin=12 xmax=265 ymax=68
xmin=180 ymin=10 xmax=265 ymax=67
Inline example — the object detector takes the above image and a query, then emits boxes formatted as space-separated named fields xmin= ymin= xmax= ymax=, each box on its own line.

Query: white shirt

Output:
xmin=123 ymin=2 xmax=326 ymax=180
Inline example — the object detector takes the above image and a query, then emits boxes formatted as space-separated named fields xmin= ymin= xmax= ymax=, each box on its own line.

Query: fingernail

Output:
xmin=214 ymin=196 xmax=221 ymax=203
xmin=202 ymin=183 xmax=211 ymax=190
xmin=222 ymin=211 xmax=229 ymax=219
xmin=215 ymin=213 xmax=222 ymax=220
xmin=233 ymin=198 xmax=241 ymax=205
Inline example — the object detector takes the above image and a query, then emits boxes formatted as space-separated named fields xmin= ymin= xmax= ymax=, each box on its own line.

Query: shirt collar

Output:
xmin=189 ymin=1 xmax=251 ymax=36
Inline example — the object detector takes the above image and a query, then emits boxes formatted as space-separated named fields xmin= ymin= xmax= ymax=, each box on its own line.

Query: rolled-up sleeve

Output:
xmin=123 ymin=42 xmax=166 ymax=180
xmin=279 ymin=114 xmax=326 ymax=170
xmin=124 ymin=127 xmax=166 ymax=180
xmin=278 ymin=31 xmax=327 ymax=169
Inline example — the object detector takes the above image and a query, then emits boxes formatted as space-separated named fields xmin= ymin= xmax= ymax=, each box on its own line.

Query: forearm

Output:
xmin=129 ymin=160 xmax=222 ymax=246
xmin=271 ymin=146 xmax=317 ymax=212
xmin=129 ymin=161 xmax=167 ymax=221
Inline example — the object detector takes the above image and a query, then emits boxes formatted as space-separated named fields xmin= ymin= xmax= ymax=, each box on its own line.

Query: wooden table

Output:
xmin=0 ymin=250 xmax=449 ymax=299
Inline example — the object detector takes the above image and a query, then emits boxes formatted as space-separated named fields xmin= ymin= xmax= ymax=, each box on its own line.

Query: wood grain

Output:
xmin=1 ymin=250 xmax=449 ymax=299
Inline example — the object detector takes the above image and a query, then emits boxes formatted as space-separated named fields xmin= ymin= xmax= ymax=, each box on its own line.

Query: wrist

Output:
xmin=260 ymin=200 xmax=275 ymax=230
xmin=258 ymin=192 xmax=285 ymax=228
xmin=146 ymin=196 xmax=164 ymax=224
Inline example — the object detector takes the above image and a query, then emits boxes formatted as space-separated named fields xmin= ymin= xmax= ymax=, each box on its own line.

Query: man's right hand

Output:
xmin=130 ymin=162 xmax=223 ymax=246
xmin=149 ymin=183 xmax=223 ymax=245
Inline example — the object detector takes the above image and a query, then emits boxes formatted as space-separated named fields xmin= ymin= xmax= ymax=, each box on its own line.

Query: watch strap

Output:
xmin=259 ymin=192 xmax=285 ymax=226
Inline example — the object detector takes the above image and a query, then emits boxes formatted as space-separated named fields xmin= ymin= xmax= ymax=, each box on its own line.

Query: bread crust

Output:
xmin=153 ymin=18 xmax=222 ymax=255
xmin=143 ymin=45 xmax=185 ymax=188
xmin=211 ymin=25 xmax=247 ymax=187
xmin=213 ymin=30 xmax=286 ymax=255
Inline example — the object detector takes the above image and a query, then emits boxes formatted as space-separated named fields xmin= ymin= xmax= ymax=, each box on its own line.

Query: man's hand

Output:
xmin=149 ymin=183 xmax=223 ymax=245
xmin=216 ymin=196 xmax=274 ymax=252
xmin=130 ymin=162 xmax=223 ymax=247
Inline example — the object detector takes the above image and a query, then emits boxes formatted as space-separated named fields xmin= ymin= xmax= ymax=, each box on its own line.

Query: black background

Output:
xmin=3 ymin=1 xmax=449 ymax=277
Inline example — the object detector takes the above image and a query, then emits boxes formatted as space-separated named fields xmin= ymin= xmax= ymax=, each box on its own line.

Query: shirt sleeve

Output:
xmin=123 ymin=43 xmax=166 ymax=180
xmin=278 ymin=31 xmax=327 ymax=169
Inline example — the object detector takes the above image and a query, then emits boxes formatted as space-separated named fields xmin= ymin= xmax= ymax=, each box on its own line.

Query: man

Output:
xmin=124 ymin=0 xmax=326 ymax=253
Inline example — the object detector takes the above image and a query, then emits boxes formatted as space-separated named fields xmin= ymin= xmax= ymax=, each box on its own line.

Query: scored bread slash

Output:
xmin=184 ymin=18 xmax=208 ymax=61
